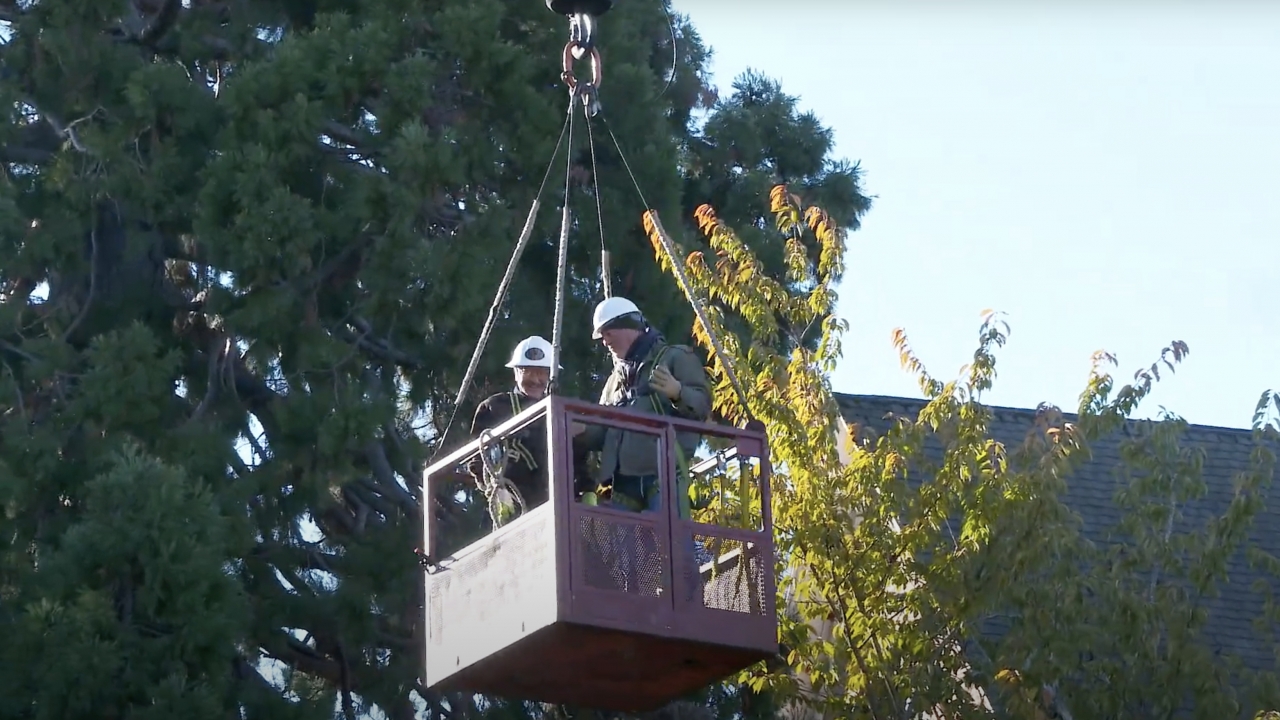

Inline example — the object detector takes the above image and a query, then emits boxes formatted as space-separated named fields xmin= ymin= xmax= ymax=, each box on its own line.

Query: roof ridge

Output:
xmin=833 ymin=392 xmax=1265 ymax=439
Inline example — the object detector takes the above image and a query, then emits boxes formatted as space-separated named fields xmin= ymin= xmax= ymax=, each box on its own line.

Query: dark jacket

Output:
xmin=575 ymin=333 xmax=711 ymax=482
xmin=469 ymin=390 xmax=548 ymax=508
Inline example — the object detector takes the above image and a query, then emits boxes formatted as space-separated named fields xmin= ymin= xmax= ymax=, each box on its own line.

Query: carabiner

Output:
xmin=561 ymin=41 xmax=603 ymax=93
xmin=561 ymin=40 xmax=603 ymax=116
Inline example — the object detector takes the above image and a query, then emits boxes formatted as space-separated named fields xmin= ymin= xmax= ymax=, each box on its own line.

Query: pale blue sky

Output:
xmin=675 ymin=2 xmax=1278 ymax=429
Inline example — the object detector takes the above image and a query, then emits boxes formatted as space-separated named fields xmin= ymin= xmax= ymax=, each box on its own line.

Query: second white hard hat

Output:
xmin=591 ymin=296 xmax=642 ymax=339
xmin=506 ymin=335 xmax=558 ymax=369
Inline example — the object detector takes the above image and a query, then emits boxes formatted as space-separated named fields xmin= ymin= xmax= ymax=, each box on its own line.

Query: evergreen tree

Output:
xmin=0 ymin=1 xmax=865 ymax=718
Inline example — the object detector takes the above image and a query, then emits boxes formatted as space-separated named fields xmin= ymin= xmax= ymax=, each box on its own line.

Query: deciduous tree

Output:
xmin=651 ymin=185 xmax=1280 ymax=720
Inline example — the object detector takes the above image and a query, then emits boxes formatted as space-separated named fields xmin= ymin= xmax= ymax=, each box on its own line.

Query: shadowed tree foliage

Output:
xmin=0 ymin=1 xmax=867 ymax=719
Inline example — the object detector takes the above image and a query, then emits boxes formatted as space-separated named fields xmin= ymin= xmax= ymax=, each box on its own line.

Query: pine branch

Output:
xmin=0 ymin=119 xmax=63 ymax=165
xmin=60 ymin=221 xmax=99 ymax=342
xmin=322 ymin=120 xmax=376 ymax=152
xmin=334 ymin=321 xmax=421 ymax=369
xmin=227 ymin=357 xmax=282 ymax=429
xmin=263 ymin=632 xmax=343 ymax=684
xmin=232 ymin=655 xmax=281 ymax=695
xmin=335 ymin=641 xmax=357 ymax=720
xmin=182 ymin=336 xmax=225 ymax=426
xmin=363 ymin=440 xmax=420 ymax=515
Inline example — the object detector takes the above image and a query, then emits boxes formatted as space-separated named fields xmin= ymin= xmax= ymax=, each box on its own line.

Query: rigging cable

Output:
xmin=656 ymin=0 xmax=678 ymax=100
xmin=548 ymin=102 xmax=577 ymax=394
xmin=554 ymin=2 xmax=753 ymax=422
xmin=584 ymin=104 xmax=611 ymax=298
xmin=431 ymin=100 xmax=574 ymax=459
xmin=596 ymin=113 xmax=756 ymax=423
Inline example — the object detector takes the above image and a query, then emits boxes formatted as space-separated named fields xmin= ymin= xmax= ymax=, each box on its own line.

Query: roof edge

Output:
xmin=833 ymin=392 xmax=1262 ymax=439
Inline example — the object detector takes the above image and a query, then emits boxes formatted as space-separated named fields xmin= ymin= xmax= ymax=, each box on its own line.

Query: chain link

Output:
xmin=561 ymin=41 xmax=603 ymax=116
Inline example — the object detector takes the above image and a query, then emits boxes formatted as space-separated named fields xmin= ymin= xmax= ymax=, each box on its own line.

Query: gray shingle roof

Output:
xmin=833 ymin=393 xmax=1280 ymax=681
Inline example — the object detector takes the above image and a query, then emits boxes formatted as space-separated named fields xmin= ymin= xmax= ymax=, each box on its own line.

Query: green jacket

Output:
xmin=576 ymin=338 xmax=711 ymax=482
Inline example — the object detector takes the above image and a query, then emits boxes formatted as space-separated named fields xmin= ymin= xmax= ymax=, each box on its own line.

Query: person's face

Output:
xmin=514 ymin=366 xmax=549 ymax=399
xmin=600 ymin=327 xmax=641 ymax=360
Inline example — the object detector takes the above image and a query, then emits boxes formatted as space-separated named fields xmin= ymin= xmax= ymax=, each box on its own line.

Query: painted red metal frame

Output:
xmin=421 ymin=395 xmax=777 ymax=712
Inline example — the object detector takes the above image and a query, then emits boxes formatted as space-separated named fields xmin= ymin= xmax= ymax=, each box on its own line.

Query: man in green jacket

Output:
xmin=573 ymin=296 xmax=711 ymax=512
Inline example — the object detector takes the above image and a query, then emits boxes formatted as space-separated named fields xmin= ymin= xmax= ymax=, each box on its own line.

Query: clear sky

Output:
xmin=673 ymin=1 xmax=1278 ymax=429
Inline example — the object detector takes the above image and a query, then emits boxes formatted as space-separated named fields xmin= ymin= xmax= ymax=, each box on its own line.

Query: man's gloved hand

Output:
xmin=649 ymin=365 xmax=682 ymax=400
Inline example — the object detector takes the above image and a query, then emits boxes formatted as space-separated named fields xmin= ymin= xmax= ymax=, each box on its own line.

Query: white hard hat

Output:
xmin=591 ymin=297 xmax=642 ymax=339
xmin=506 ymin=335 xmax=557 ymax=369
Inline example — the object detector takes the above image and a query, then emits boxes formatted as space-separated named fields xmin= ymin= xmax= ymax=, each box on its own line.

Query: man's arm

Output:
xmin=470 ymin=395 xmax=499 ymax=436
xmin=573 ymin=374 xmax=616 ymax=451
xmin=664 ymin=347 xmax=712 ymax=421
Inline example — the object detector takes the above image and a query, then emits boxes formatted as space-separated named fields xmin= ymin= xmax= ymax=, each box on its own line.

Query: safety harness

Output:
xmin=596 ymin=344 xmax=703 ymax=519
xmin=474 ymin=392 xmax=541 ymax=528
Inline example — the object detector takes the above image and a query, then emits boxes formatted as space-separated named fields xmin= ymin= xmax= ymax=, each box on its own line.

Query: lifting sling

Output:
xmin=433 ymin=0 xmax=759 ymax=512
xmin=418 ymin=8 xmax=779 ymax=711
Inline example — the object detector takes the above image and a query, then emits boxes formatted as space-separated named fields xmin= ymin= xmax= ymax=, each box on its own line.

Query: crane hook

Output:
xmin=545 ymin=0 xmax=614 ymax=19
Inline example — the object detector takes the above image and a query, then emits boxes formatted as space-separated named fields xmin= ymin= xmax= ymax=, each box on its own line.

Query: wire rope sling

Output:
xmin=429 ymin=0 xmax=756 ymax=534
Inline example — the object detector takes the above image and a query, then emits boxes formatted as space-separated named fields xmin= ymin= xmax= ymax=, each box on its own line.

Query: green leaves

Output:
xmin=668 ymin=186 xmax=1280 ymax=719
xmin=73 ymin=323 xmax=183 ymax=432
xmin=1 ymin=445 xmax=247 ymax=720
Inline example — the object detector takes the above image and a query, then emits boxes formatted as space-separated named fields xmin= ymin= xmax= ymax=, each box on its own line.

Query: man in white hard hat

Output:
xmin=469 ymin=335 xmax=556 ymax=512
xmin=574 ymin=297 xmax=711 ymax=513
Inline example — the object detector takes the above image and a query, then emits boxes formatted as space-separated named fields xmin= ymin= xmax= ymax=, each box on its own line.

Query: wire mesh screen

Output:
xmin=692 ymin=533 xmax=767 ymax=616
xmin=577 ymin=514 xmax=667 ymax=597
xmin=426 ymin=510 xmax=555 ymax=676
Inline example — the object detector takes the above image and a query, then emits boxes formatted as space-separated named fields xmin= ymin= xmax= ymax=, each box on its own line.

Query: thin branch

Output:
xmin=228 ymin=357 xmax=282 ymax=429
xmin=0 ymin=118 xmax=61 ymax=166
xmin=0 ymin=338 xmax=39 ymax=363
xmin=384 ymin=421 xmax=424 ymax=500
xmin=322 ymin=120 xmax=375 ymax=151
xmin=347 ymin=479 xmax=398 ymax=521
xmin=43 ymin=108 xmax=102 ymax=154
xmin=264 ymin=633 xmax=343 ymax=684
xmin=335 ymin=641 xmax=357 ymax=720
xmin=334 ymin=324 xmax=421 ymax=369
xmin=315 ymin=504 xmax=357 ymax=537
xmin=232 ymin=655 xmax=280 ymax=695
xmin=228 ymin=451 xmax=251 ymax=479
xmin=183 ymin=337 xmax=224 ymax=426
xmin=1 ymin=356 xmax=26 ymax=423
xmin=363 ymin=439 xmax=419 ymax=513
xmin=243 ymin=422 xmax=268 ymax=462
xmin=280 ymin=564 xmax=318 ymax=598
xmin=61 ymin=222 xmax=98 ymax=342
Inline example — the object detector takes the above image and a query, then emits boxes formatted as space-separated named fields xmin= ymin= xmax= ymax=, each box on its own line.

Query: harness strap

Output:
xmin=643 ymin=346 xmax=697 ymax=519
xmin=503 ymin=393 xmax=538 ymax=469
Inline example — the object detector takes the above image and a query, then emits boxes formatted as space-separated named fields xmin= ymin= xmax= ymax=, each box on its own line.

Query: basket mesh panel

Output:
xmin=577 ymin=514 xmax=666 ymax=597
xmin=694 ymin=533 xmax=767 ymax=615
